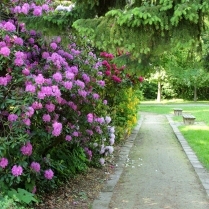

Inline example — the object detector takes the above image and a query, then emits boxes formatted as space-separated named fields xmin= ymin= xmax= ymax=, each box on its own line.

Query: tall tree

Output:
xmin=14 ymin=0 xmax=209 ymax=74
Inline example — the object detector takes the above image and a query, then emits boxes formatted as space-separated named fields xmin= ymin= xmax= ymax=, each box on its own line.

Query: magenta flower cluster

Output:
xmin=0 ymin=9 xmax=116 ymax=193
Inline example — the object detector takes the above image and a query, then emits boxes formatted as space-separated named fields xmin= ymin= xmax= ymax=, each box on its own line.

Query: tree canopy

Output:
xmin=12 ymin=0 xmax=209 ymax=74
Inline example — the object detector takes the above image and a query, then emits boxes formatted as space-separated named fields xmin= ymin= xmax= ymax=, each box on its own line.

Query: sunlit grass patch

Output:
xmin=179 ymin=125 xmax=209 ymax=170
xmin=139 ymin=102 xmax=209 ymax=170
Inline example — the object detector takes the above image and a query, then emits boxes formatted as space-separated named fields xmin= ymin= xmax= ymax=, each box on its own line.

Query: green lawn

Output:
xmin=139 ymin=101 xmax=209 ymax=170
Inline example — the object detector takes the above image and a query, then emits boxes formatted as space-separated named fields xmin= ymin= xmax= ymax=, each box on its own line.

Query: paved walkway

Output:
xmin=93 ymin=112 xmax=209 ymax=209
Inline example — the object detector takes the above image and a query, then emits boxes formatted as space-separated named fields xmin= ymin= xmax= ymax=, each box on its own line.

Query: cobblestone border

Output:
xmin=92 ymin=116 xmax=144 ymax=209
xmin=166 ymin=114 xmax=209 ymax=197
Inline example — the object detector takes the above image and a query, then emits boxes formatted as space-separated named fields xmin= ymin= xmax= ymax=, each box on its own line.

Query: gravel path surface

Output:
xmin=94 ymin=112 xmax=209 ymax=209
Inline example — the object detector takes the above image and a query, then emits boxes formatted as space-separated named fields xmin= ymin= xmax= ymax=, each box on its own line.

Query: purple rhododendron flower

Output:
xmin=22 ymin=68 xmax=30 ymax=76
xmin=25 ymin=84 xmax=36 ymax=93
xmin=0 ymin=157 xmax=8 ymax=168
xmin=32 ymin=101 xmax=43 ymax=109
xmin=53 ymin=72 xmax=62 ymax=82
xmin=63 ymin=81 xmax=73 ymax=90
xmin=44 ymin=169 xmax=54 ymax=180
xmin=3 ymin=22 xmax=16 ymax=32
xmin=103 ymin=100 xmax=107 ymax=105
xmin=45 ymin=103 xmax=55 ymax=112
xmin=35 ymin=74 xmax=45 ymax=85
xmin=23 ymin=118 xmax=31 ymax=126
xmin=21 ymin=142 xmax=32 ymax=156
xmin=0 ymin=77 xmax=8 ymax=86
xmin=65 ymin=135 xmax=72 ymax=141
xmin=78 ymin=89 xmax=87 ymax=98
xmin=30 ymin=162 xmax=40 ymax=172
xmin=8 ymin=113 xmax=18 ymax=122
xmin=21 ymin=3 xmax=30 ymax=14
xmin=65 ymin=71 xmax=75 ymax=80
xmin=0 ymin=46 xmax=10 ymax=57
xmin=50 ymin=42 xmax=57 ymax=50
xmin=25 ymin=107 xmax=34 ymax=117
xmin=42 ymin=114 xmax=51 ymax=122
xmin=14 ymin=58 xmax=24 ymax=66
xmin=33 ymin=6 xmax=42 ymax=16
xmin=52 ymin=121 xmax=62 ymax=136
xmin=87 ymin=113 xmax=94 ymax=123
xmin=75 ymin=80 xmax=85 ymax=89
xmin=98 ymin=80 xmax=105 ymax=87
xmin=14 ymin=37 xmax=23 ymax=46
xmin=93 ymin=93 xmax=100 ymax=100
xmin=11 ymin=165 xmax=23 ymax=176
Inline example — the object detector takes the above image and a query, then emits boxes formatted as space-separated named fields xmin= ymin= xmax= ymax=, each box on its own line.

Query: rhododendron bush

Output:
xmin=0 ymin=17 xmax=115 ymax=193
xmin=0 ymin=1 xmax=143 ymax=200
xmin=100 ymin=52 xmax=143 ymax=140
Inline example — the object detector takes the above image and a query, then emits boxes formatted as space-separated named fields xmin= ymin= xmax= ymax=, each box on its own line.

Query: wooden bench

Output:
xmin=182 ymin=114 xmax=196 ymax=125
xmin=173 ymin=108 xmax=183 ymax=116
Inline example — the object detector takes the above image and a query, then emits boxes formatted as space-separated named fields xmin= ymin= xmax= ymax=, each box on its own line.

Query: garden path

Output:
xmin=93 ymin=112 xmax=209 ymax=209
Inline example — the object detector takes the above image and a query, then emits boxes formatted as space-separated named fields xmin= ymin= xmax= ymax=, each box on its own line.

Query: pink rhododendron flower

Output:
xmin=75 ymin=80 xmax=85 ymax=89
xmin=45 ymin=103 xmax=55 ymax=112
xmin=86 ymin=129 xmax=93 ymax=136
xmin=72 ymin=131 xmax=79 ymax=137
xmin=0 ymin=157 xmax=8 ymax=168
xmin=25 ymin=84 xmax=36 ymax=93
xmin=30 ymin=162 xmax=40 ymax=172
xmin=21 ymin=3 xmax=30 ymax=14
xmin=50 ymin=42 xmax=57 ymax=50
xmin=103 ymin=100 xmax=108 ymax=105
xmin=33 ymin=6 xmax=42 ymax=16
xmin=22 ymin=68 xmax=30 ymax=75
xmin=37 ymin=91 xmax=46 ymax=99
xmin=21 ymin=142 xmax=32 ymax=156
xmin=138 ymin=76 xmax=144 ymax=82
xmin=65 ymin=135 xmax=72 ymax=141
xmin=14 ymin=58 xmax=24 ymax=66
xmin=63 ymin=81 xmax=73 ymax=90
xmin=82 ymin=73 xmax=90 ymax=83
xmin=3 ymin=22 xmax=16 ymax=32
xmin=42 ymin=114 xmax=51 ymax=122
xmin=23 ymin=118 xmax=31 ymax=126
xmin=97 ymin=80 xmax=105 ymax=87
xmin=0 ymin=46 xmax=10 ymax=57
xmin=93 ymin=93 xmax=99 ymax=100
xmin=35 ymin=74 xmax=45 ymax=85
xmin=44 ymin=169 xmax=54 ymax=180
xmin=112 ymin=75 xmax=122 ymax=83
xmin=14 ymin=37 xmax=23 ymax=45
xmin=53 ymin=72 xmax=62 ymax=82
xmin=87 ymin=113 xmax=94 ymax=123
xmin=42 ymin=4 xmax=49 ymax=11
xmin=25 ymin=107 xmax=34 ymax=117
xmin=78 ymin=89 xmax=87 ymax=98
xmin=32 ymin=101 xmax=42 ymax=109
xmin=8 ymin=113 xmax=18 ymax=122
xmin=0 ymin=76 xmax=8 ymax=86
xmin=11 ymin=165 xmax=23 ymax=176
xmin=42 ymin=51 xmax=50 ymax=59
xmin=51 ymin=85 xmax=61 ymax=97
xmin=52 ymin=122 xmax=62 ymax=136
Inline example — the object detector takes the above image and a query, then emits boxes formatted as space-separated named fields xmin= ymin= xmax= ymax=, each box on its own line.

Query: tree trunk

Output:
xmin=194 ymin=85 xmax=197 ymax=102
xmin=157 ymin=81 xmax=161 ymax=102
